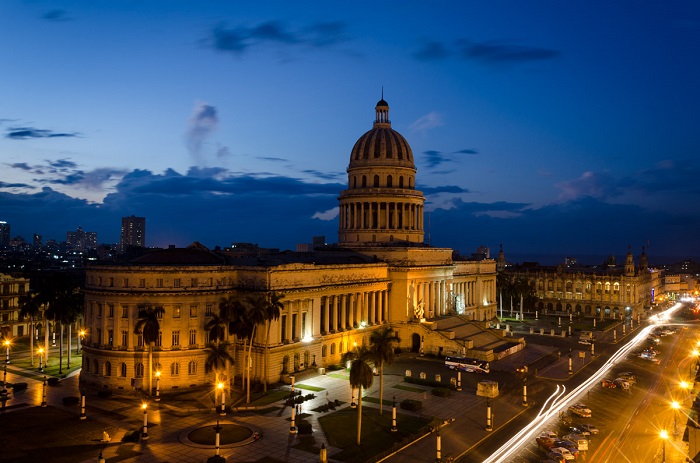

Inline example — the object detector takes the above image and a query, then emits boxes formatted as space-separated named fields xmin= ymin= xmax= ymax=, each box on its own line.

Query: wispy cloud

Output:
xmin=6 ymin=127 xmax=80 ymax=140
xmin=41 ymin=9 xmax=71 ymax=22
xmin=6 ymin=159 xmax=127 ymax=192
xmin=210 ymin=20 xmax=349 ymax=56
xmin=410 ymin=112 xmax=443 ymax=134
xmin=555 ymin=171 xmax=621 ymax=201
xmin=413 ymin=38 xmax=559 ymax=66
xmin=422 ymin=149 xmax=478 ymax=168
xmin=185 ymin=102 xmax=219 ymax=166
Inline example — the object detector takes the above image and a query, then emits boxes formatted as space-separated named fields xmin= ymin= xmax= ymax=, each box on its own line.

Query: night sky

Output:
xmin=1 ymin=1 xmax=699 ymax=265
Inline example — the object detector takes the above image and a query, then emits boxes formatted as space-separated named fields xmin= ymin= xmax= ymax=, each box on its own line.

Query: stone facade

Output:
xmin=0 ymin=273 xmax=30 ymax=338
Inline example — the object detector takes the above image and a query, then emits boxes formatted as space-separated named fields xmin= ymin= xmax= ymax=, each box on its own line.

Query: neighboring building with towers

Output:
xmin=0 ymin=221 xmax=9 ymax=248
xmin=120 ymin=216 xmax=146 ymax=251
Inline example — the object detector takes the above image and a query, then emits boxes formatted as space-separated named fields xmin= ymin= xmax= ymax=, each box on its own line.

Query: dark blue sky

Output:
xmin=1 ymin=1 xmax=699 ymax=265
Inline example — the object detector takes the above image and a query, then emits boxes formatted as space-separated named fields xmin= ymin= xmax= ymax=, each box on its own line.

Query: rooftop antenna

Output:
xmin=381 ymin=86 xmax=384 ymax=100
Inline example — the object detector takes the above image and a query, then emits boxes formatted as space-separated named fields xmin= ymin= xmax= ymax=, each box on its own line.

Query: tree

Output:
xmin=263 ymin=292 xmax=284 ymax=394
xmin=218 ymin=295 xmax=245 ymax=388
xmin=242 ymin=294 xmax=268 ymax=403
xmin=496 ymin=272 xmax=537 ymax=317
xmin=205 ymin=313 xmax=227 ymax=344
xmin=19 ymin=291 xmax=42 ymax=367
xmin=342 ymin=345 xmax=375 ymax=446
xmin=40 ymin=273 xmax=82 ymax=375
xmin=368 ymin=326 xmax=400 ymax=415
xmin=134 ymin=306 xmax=165 ymax=394
xmin=204 ymin=340 xmax=234 ymax=385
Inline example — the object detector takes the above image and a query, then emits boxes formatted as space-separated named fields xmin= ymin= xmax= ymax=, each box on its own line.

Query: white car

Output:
xmin=569 ymin=403 xmax=592 ymax=418
xmin=550 ymin=447 xmax=576 ymax=460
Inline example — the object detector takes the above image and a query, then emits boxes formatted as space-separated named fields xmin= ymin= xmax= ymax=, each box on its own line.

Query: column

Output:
xmin=368 ymin=292 xmax=375 ymax=325
xmin=285 ymin=302 xmax=292 ymax=342
xmin=340 ymin=294 xmax=347 ymax=331
xmin=382 ymin=290 xmax=389 ymax=323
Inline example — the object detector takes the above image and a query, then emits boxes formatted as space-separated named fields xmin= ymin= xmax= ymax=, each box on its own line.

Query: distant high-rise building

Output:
xmin=66 ymin=226 xmax=97 ymax=250
xmin=0 ymin=221 xmax=9 ymax=248
xmin=121 ymin=216 xmax=146 ymax=251
xmin=33 ymin=234 xmax=42 ymax=249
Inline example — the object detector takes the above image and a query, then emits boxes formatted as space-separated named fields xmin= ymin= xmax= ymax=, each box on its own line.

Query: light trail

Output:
xmin=481 ymin=303 xmax=684 ymax=463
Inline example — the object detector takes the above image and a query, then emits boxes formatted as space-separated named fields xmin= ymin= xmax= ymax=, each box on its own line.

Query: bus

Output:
xmin=444 ymin=356 xmax=490 ymax=374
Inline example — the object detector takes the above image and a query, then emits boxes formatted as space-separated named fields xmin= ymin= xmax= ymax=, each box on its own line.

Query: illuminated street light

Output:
xmin=4 ymin=339 xmax=11 ymax=364
xmin=78 ymin=329 xmax=86 ymax=354
xmin=660 ymin=429 xmax=668 ymax=463
xmin=672 ymin=400 xmax=681 ymax=436
xmin=38 ymin=347 xmax=44 ymax=372
xmin=154 ymin=371 xmax=161 ymax=402
xmin=141 ymin=403 xmax=149 ymax=440
xmin=217 ymin=381 xmax=226 ymax=416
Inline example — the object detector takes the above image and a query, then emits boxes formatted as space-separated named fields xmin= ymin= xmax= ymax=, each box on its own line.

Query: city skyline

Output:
xmin=1 ymin=1 xmax=699 ymax=263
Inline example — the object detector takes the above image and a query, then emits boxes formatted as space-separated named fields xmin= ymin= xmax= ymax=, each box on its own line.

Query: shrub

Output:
xmin=431 ymin=387 xmax=451 ymax=397
xmin=400 ymin=399 xmax=422 ymax=411
xmin=394 ymin=347 xmax=403 ymax=354
xmin=62 ymin=396 xmax=80 ymax=405
xmin=47 ymin=377 xmax=60 ymax=386
xmin=12 ymin=382 xmax=27 ymax=391
xmin=97 ymin=389 xmax=113 ymax=398
xmin=326 ymin=364 xmax=344 ymax=371
xmin=297 ymin=421 xmax=313 ymax=434
xmin=404 ymin=376 xmax=456 ymax=390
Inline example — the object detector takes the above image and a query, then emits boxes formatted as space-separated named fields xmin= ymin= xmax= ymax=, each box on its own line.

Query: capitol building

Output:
xmin=80 ymin=99 xmax=515 ymax=393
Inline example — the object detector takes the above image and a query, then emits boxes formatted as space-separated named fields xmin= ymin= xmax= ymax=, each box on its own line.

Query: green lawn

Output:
xmin=295 ymin=383 xmax=325 ymax=392
xmin=392 ymin=384 xmax=427 ymax=393
xmin=318 ymin=407 xmax=432 ymax=462
xmin=5 ymin=347 xmax=82 ymax=380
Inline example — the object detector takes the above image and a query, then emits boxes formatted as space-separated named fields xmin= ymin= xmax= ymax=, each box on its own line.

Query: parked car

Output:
xmin=578 ymin=339 xmax=592 ymax=345
xmin=613 ymin=378 xmax=631 ymax=389
xmin=569 ymin=403 xmax=592 ymax=418
xmin=601 ymin=379 xmax=616 ymax=388
xmin=545 ymin=453 xmax=566 ymax=463
xmin=553 ymin=440 xmax=579 ymax=457
xmin=617 ymin=371 xmax=637 ymax=384
xmin=550 ymin=447 xmax=576 ymax=460
xmin=578 ymin=423 xmax=599 ymax=435
xmin=567 ymin=425 xmax=591 ymax=436
xmin=540 ymin=430 xmax=559 ymax=439
xmin=562 ymin=434 xmax=589 ymax=451
xmin=536 ymin=436 xmax=556 ymax=451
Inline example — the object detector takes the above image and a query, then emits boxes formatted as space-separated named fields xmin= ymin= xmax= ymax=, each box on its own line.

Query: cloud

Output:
xmin=210 ymin=20 xmax=349 ymax=56
xmin=410 ymin=112 xmax=443 ymax=134
xmin=312 ymin=207 xmax=338 ymax=221
xmin=6 ymin=127 xmax=80 ymax=139
xmin=257 ymin=156 xmax=288 ymax=163
xmin=42 ymin=9 xmax=71 ymax=22
xmin=555 ymin=171 xmax=621 ymax=201
xmin=413 ymin=41 xmax=451 ymax=61
xmin=185 ymin=102 xmax=219 ymax=165
xmin=301 ymin=169 xmax=344 ymax=181
xmin=0 ymin=181 xmax=33 ymax=189
xmin=457 ymin=39 xmax=560 ymax=64
xmin=421 ymin=149 xmax=478 ymax=168
xmin=6 ymin=158 xmax=127 ymax=192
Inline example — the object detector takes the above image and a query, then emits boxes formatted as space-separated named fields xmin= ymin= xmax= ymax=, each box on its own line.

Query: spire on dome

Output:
xmin=375 ymin=90 xmax=390 ymax=125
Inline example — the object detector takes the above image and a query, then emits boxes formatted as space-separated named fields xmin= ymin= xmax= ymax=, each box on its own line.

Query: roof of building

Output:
xmin=129 ymin=242 xmax=226 ymax=265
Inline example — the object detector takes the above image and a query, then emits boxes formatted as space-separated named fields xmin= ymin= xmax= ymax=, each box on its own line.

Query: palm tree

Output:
xmin=48 ymin=288 xmax=82 ymax=375
xmin=19 ymin=291 xmax=42 ymax=367
xmin=204 ymin=340 xmax=234 ymax=385
xmin=219 ymin=295 xmax=245 ymax=387
xmin=342 ymin=345 xmax=375 ymax=446
xmin=242 ymin=294 xmax=268 ymax=403
xmin=205 ymin=313 xmax=227 ymax=344
xmin=134 ymin=306 xmax=165 ymax=394
xmin=263 ymin=292 xmax=284 ymax=394
xmin=368 ymin=326 xmax=400 ymax=415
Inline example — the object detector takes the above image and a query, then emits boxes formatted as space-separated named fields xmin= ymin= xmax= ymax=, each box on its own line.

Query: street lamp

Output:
xmin=141 ymin=402 xmax=149 ymax=440
xmin=4 ymin=339 xmax=11 ymax=364
xmin=41 ymin=376 xmax=47 ymax=407
xmin=391 ymin=396 xmax=397 ymax=432
xmin=78 ymin=329 xmax=86 ymax=354
xmin=672 ymin=400 xmax=681 ymax=436
xmin=660 ymin=429 xmax=668 ymax=463
xmin=154 ymin=371 xmax=161 ymax=402
xmin=217 ymin=381 xmax=226 ymax=416
xmin=38 ymin=347 xmax=44 ymax=372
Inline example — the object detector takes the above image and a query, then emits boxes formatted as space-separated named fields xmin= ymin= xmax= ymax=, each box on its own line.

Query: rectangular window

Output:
xmin=97 ymin=277 xmax=102 ymax=286
xmin=189 ymin=329 xmax=196 ymax=346
xmin=281 ymin=314 xmax=287 ymax=342
xmin=156 ymin=306 xmax=164 ymax=318
xmin=301 ymin=312 xmax=307 ymax=339
xmin=108 ymin=304 xmax=114 ymax=318
xmin=191 ymin=278 xmax=198 ymax=288
xmin=122 ymin=306 xmax=129 ymax=318
xmin=121 ymin=330 xmax=128 ymax=347
xmin=188 ymin=361 xmax=196 ymax=375
xmin=172 ymin=330 xmax=180 ymax=347
xmin=155 ymin=331 xmax=162 ymax=347
xmin=139 ymin=279 xmax=146 ymax=288
xmin=171 ymin=362 xmax=179 ymax=376
xmin=137 ymin=334 xmax=144 ymax=347
xmin=108 ymin=330 xmax=113 ymax=347
xmin=204 ymin=331 xmax=210 ymax=344
xmin=108 ymin=277 xmax=114 ymax=287
xmin=156 ymin=279 xmax=163 ymax=288
xmin=205 ymin=303 xmax=213 ymax=316
xmin=173 ymin=278 xmax=181 ymax=288
xmin=173 ymin=305 xmax=181 ymax=318
xmin=292 ymin=313 xmax=298 ymax=340
xmin=190 ymin=305 xmax=197 ymax=317
xmin=123 ymin=278 xmax=129 ymax=287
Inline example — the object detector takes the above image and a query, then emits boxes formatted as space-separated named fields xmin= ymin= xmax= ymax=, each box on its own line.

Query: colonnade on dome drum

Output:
xmin=338 ymin=201 xmax=423 ymax=234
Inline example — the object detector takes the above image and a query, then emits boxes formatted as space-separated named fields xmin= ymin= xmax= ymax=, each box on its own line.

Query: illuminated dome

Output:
xmin=349 ymin=99 xmax=415 ymax=169
xmin=338 ymin=99 xmax=425 ymax=246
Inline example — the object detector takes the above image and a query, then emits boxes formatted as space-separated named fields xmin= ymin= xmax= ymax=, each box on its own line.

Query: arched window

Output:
xmin=104 ymin=361 xmax=112 ymax=377
xmin=330 ymin=343 xmax=336 ymax=355
xmin=135 ymin=363 xmax=144 ymax=378
xmin=93 ymin=359 xmax=99 ymax=375
xmin=373 ymin=175 xmax=379 ymax=187
xmin=399 ymin=176 xmax=404 ymax=188
xmin=353 ymin=176 xmax=357 ymax=188
xmin=362 ymin=176 xmax=367 ymax=187
xmin=322 ymin=345 xmax=327 ymax=357
xmin=387 ymin=176 xmax=393 ymax=187
xmin=188 ymin=360 xmax=197 ymax=375
xmin=171 ymin=362 xmax=180 ymax=376
xmin=120 ymin=363 xmax=127 ymax=377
